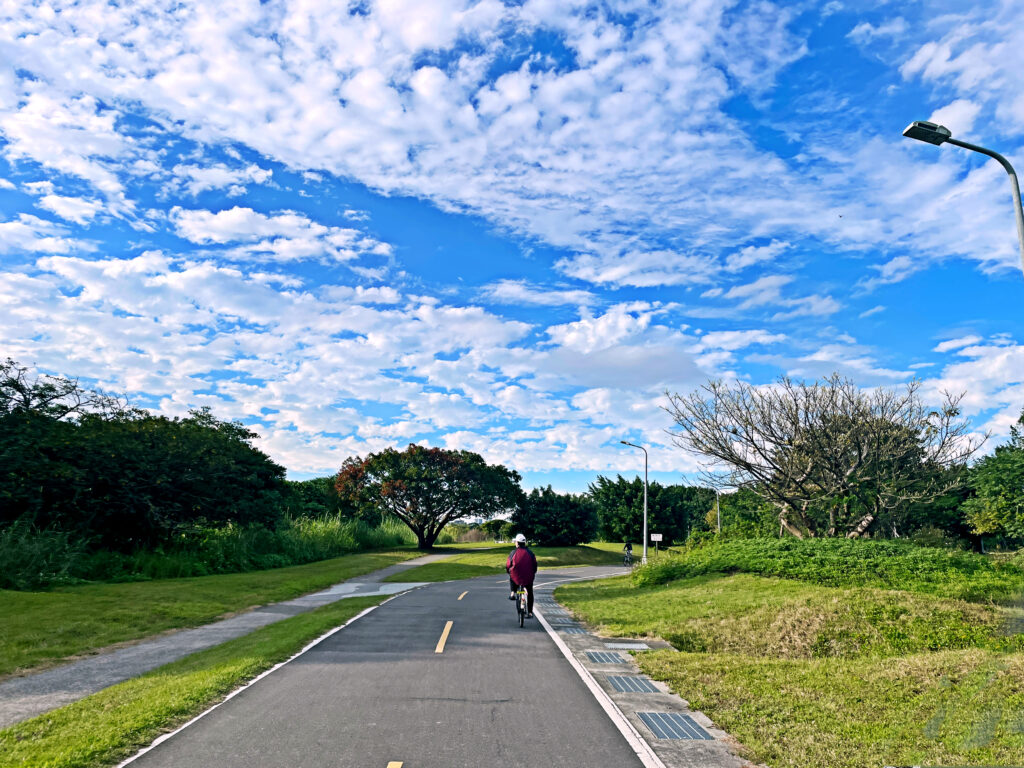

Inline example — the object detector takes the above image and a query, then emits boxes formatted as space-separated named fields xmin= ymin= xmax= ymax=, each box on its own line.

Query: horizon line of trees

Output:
xmin=4 ymin=358 xmax=1024 ymax=569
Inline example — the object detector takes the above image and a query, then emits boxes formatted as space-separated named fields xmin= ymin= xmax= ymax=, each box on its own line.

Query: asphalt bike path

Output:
xmin=123 ymin=566 xmax=648 ymax=768
xmin=0 ymin=553 xmax=448 ymax=728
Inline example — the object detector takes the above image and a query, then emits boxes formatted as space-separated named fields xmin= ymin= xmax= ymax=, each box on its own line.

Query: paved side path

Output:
xmin=0 ymin=553 xmax=449 ymax=729
xmin=124 ymin=567 xmax=649 ymax=768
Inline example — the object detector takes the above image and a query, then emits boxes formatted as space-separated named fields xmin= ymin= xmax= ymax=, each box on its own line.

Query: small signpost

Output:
xmin=650 ymin=533 xmax=662 ymax=556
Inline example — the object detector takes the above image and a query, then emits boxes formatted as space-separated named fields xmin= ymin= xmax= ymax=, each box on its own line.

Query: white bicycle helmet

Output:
xmin=514 ymin=533 xmax=527 ymax=543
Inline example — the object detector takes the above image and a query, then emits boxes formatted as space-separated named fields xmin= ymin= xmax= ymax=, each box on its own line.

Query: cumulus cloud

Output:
xmin=171 ymin=206 xmax=393 ymax=263
xmin=171 ymin=163 xmax=272 ymax=196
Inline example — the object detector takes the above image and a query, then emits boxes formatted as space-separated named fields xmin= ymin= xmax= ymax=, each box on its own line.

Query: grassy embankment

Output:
xmin=383 ymin=544 xmax=622 ymax=582
xmin=0 ymin=549 xmax=421 ymax=679
xmin=0 ymin=595 xmax=386 ymax=768
xmin=557 ymin=539 xmax=1024 ymax=768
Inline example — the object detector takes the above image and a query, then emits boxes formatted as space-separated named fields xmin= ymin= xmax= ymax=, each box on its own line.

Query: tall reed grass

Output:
xmin=0 ymin=515 xmax=418 ymax=589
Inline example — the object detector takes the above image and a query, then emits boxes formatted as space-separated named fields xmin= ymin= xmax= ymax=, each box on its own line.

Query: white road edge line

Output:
xmin=534 ymin=609 xmax=667 ymax=768
xmin=115 ymin=588 xmax=421 ymax=767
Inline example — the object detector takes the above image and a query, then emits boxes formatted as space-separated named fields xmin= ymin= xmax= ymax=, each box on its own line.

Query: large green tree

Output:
xmin=589 ymin=475 xmax=714 ymax=546
xmin=335 ymin=444 xmax=523 ymax=549
xmin=512 ymin=486 xmax=598 ymax=546
xmin=962 ymin=412 xmax=1024 ymax=542
xmin=1 ymin=360 xmax=288 ymax=550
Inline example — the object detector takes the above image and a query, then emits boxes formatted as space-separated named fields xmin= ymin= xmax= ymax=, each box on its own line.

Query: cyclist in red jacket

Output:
xmin=506 ymin=533 xmax=538 ymax=617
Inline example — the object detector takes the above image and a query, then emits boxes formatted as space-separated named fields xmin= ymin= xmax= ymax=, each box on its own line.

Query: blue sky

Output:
xmin=2 ymin=0 xmax=1024 ymax=492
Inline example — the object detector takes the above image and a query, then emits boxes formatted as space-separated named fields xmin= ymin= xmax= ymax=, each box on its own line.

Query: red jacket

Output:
xmin=506 ymin=546 xmax=538 ymax=586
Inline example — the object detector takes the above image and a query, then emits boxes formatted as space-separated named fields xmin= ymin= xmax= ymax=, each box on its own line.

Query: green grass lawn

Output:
xmin=557 ymin=568 xmax=1024 ymax=767
xmin=0 ymin=594 xmax=386 ymax=768
xmin=0 ymin=549 xmax=419 ymax=678
xmin=384 ymin=544 xmax=622 ymax=582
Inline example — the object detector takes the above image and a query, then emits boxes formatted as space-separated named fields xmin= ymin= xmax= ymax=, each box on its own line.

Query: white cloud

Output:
xmin=934 ymin=335 xmax=983 ymax=353
xmin=848 ymin=18 xmax=908 ymax=45
xmin=482 ymin=279 xmax=596 ymax=307
xmin=172 ymin=163 xmax=272 ymax=196
xmin=697 ymin=329 xmax=786 ymax=351
xmin=171 ymin=206 xmax=393 ymax=263
xmin=927 ymin=99 xmax=982 ymax=136
xmin=724 ymin=240 xmax=790 ymax=272
xmin=0 ymin=213 xmax=89 ymax=254
xmin=36 ymin=194 xmax=104 ymax=224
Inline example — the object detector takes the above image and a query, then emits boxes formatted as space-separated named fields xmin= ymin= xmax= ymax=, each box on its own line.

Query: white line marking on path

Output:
xmin=534 ymin=610 xmax=667 ymax=768
xmin=457 ymin=591 xmax=468 ymax=600
xmin=115 ymin=589 xmax=422 ymax=767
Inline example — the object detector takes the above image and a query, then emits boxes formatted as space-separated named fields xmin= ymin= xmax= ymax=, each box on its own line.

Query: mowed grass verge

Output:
xmin=0 ymin=549 xmax=420 ymax=678
xmin=557 ymin=565 xmax=1024 ymax=767
xmin=0 ymin=595 xmax=385 ymax=768
xmin=384 ymin=544 xmax=622 ymax=582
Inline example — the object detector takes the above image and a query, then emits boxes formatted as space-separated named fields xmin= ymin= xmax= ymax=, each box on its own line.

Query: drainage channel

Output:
xmin=534 ymin=591 xmax=754 ymax=768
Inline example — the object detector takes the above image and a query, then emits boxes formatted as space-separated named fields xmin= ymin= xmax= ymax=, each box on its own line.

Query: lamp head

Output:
xmin=903 ymin=121 xmax=952 ymax=146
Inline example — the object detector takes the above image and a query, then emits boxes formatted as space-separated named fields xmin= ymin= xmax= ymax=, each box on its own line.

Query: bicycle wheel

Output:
xmin=518 ymin=590 xmax=526 ymax=627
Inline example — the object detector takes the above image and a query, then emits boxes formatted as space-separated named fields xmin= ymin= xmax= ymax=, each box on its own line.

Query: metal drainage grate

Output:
xmin=585 ymin=651 xmax=627 ymax=664
xmin=607 ymin=675 xmax=659 ymax=693
xmin=637 ymin=712 xmax=713 ymax=740
xmin=561 ymin=627 xmax=587 ymax=634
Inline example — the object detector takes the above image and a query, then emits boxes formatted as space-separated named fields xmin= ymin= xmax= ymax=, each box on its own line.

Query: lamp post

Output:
xmin=903 ymin=120 xmax=1024 ymax=279
xmin=619 ymin=440 xmax=648 ymax=564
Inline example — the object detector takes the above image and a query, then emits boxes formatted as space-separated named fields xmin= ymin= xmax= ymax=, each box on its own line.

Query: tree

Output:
xmin=334 ymin=444 xmax=523 ymax=549
xmin=589 ymin=475 xmax=714 ymax=545
xmin=962 ymin=411 xmax=1024 ymax=543
xmin=712 ymin=487 xmax=777 ymax=539
xmin=512 ymin=486 xmax=598 ymax=546
xmin=666 ymin=374 xmax=982 ymax=539
xmin=1 ymin=361 xmax=288 ymax=550
xmin=480 ymin=518 xmax=506 ymax=540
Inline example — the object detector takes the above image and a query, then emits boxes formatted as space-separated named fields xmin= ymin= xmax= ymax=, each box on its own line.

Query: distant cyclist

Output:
xmin=506 ymin=533 xmax=538 ymax=618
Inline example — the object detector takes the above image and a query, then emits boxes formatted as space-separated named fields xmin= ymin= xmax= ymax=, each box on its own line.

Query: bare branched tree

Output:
xmin=665 ymin=373 xmax=984 ymax=538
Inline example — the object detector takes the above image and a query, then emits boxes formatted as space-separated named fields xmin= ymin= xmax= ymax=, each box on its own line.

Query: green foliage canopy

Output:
xmin=512 ymin=486 xmax=598 ymax=546
xmin=334 ymin=444 xmax=523 ymax=549
xmin=589 ymin=474 xmax=714 ymax=545
xmin=0 ymin=360 xmax=287 ymax=551
xmin=963 ymin=412 xmax=1024 ymax=542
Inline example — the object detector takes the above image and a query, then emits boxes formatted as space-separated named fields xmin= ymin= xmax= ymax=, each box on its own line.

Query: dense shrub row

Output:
xmin=0 ymin=515 xmax=416 ymax=589
xmin=632 ymin=538 xmax=1024 ymax=603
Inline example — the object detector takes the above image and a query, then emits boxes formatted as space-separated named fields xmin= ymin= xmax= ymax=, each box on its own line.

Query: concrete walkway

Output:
xmin=0 ymin=553 xmax=451 ymax=729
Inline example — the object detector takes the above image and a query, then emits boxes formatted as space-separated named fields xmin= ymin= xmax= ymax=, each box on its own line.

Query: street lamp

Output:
xmin=619 ymin=440 xmax=648 ymax=565
xmin=903 ymin=120 xmax=1024 ymax=278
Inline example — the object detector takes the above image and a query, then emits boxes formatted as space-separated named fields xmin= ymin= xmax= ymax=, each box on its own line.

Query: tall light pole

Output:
xmin=903 ymin=120 xmax=1024 ymax=279
xmin=619 ymin=440 xmax=648 ymax=564
xmin=715 ymin=487 xmax=721 ymax=533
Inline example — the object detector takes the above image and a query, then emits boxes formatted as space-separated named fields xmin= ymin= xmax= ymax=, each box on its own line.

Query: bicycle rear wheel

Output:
xmin=518 ymin=590 xmax=526 ymax=627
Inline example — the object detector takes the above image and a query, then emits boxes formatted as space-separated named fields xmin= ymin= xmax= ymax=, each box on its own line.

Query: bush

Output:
xmin=3 ymin=515 xmax=417 ymax=587
xmin=0 ymin=519 xmax=87 ymax=589
xmin=631 ymin=538 xmax=1024 ymax=603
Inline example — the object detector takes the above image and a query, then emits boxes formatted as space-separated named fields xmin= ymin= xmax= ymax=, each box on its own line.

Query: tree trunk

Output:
xmin=778 ymin=514 xmax=805 ymax=539
xmin=846 ymin=514 xmax=874 ymax=538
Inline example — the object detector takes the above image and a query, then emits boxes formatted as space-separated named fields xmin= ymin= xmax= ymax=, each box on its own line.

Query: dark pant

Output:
xmin=510 ymin=578 xmax=534 ymax=613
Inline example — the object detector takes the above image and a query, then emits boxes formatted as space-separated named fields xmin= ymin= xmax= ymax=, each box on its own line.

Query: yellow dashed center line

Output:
xmin=457 ymin=591 xmax=468 ymax=600
xmin=435 ymin=620 xmax=453 ymax=653
xmin=387 ymin=762 xmax=403 ymax=768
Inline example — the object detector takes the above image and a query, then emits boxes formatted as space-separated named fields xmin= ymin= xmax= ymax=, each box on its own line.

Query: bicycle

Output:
xmin=623 ymin=551 xmax=634 ymax=568
xmin=514 ymin=584 xmax=529 ymax=627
